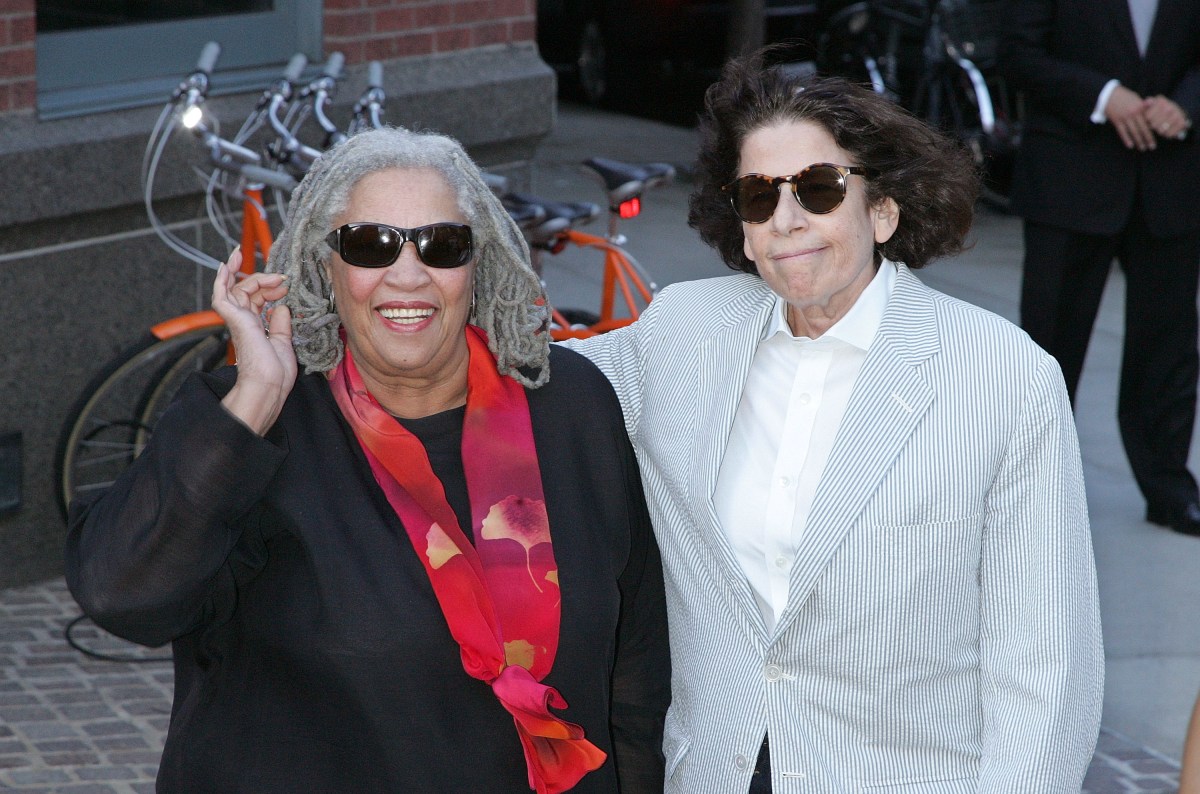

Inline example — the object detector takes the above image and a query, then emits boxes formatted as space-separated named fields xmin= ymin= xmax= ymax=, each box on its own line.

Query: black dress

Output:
xmin=65 ymin=346 xmax=669 ymax=793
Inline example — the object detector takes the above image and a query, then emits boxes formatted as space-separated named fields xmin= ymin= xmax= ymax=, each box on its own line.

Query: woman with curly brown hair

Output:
xmin=568 ymin=48 xmax=1103 ymax=792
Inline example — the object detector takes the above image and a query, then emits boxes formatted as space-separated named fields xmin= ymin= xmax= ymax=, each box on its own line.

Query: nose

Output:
xmin=381 ymin=241 xmax=434 ymax=287
xmin=769 ymin=182 xmax=808 ymax=233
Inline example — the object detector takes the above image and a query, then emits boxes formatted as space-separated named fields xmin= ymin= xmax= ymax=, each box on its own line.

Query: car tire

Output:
xmin=576 ymin=19 xmax=609 ymax=105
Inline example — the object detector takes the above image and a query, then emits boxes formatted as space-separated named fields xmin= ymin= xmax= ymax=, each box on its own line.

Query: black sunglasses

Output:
xmin=722 ymin=163 xmax=876 ymax=224
xmin=325 ymin=222 xmax=474 ymax=269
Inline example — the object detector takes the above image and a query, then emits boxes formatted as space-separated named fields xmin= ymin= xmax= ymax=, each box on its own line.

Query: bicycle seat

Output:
xmin=582 ymin=157 xmax=676 ymax=206
xmin=503 ymin=192 xmax=602 ymax=246
xmin=501 ymin=197 xmax=547 ymax=231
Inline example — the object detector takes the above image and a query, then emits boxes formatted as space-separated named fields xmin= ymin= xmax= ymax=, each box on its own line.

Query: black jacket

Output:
xmin=65 ymin=346 xmax=669 ymax=793
xmin=999 ymin=0 xmax=1200 ymax=236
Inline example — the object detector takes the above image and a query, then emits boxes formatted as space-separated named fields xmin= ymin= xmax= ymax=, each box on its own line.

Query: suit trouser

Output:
xmin=1020 ymin=212 xmax=1200 ymax=510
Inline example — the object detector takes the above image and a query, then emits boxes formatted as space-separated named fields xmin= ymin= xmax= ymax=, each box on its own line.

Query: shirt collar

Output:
xmin=764 ymin=258 xmax=897 ymax=351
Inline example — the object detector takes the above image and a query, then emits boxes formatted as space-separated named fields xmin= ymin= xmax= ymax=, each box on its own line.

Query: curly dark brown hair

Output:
xmin=689 ymin=47 xmax=981 ymax=273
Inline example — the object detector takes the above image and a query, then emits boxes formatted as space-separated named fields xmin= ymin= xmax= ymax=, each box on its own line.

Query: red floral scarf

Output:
xmin=328 ymin=325 xmax=606 ymax=793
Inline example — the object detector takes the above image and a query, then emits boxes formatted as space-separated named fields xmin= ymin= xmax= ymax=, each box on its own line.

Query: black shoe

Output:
xmin=1146 ymin=501 xmax=1200 ymax=536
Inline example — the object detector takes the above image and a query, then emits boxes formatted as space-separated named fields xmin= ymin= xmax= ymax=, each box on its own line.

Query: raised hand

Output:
xmin=211 ymin=247 xmax=298 ymax=435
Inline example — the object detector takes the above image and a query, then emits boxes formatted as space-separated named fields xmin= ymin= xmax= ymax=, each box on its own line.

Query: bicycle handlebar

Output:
xmin=322 ymin=51 xmax=344 ymax=80
xmin=263 ymin=56 xmax=324 ymax=168
xmin=174 ymin=40 xmax=221 ymax=112
xmin=283 ymin=52 xmax=307 ymax=84
xmin=191 ymin=120 xmax=262 ymax=166
xmin=195 ymin=41 xmax=221 ymax=76
xmin=301 ymin=52 xmax=347 ymax=146
xmin=350 ymin=61 xmax=387 ymax=132
xmin=241 ymin=163 xmax=299 ymax=192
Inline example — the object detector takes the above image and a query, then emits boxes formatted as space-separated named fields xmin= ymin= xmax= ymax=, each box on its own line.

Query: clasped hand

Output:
xmin=1107 ymin=86 xmax=1192 ymax=151
xmin=211 ymin=247 xmax=298 ymax=436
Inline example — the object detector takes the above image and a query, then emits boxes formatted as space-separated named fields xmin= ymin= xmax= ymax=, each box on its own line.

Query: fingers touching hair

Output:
xmin=267 ymin=126 xmax=550 ymax=387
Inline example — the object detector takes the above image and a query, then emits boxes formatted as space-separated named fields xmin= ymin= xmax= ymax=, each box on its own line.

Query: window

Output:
xmin=36 ymin=0 xmax=322 ymax=119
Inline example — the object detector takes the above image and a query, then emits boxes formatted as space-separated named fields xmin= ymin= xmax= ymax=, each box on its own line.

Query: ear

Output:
xmin=872 ymin=197 xmax=900 ymax=244
xmin=743 ymin=235 xmax=756 ymax=264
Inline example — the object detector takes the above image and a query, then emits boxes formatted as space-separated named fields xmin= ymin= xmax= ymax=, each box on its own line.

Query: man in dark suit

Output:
xmin=999 ymin=0 xmax=1200 ymax=534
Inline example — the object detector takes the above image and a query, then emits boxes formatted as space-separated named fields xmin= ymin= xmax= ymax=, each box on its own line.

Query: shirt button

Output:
xmin=779 ymin=475 xmax=793 ymax=488
xmin=765 ymin=663 xmax=783 ymax=682
xmin=798 ymin=392 xmax=812 ymax=405
xmin=774 ymin=555 xmax=789 ymax=569
xmin=734 ymin=754 xmax=748 ymax=770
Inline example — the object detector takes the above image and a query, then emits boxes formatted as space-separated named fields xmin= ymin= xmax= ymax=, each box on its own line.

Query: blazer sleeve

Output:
xmin=559 ymin=289 xmax=665 ymax=443
xmin=64 ymin=371 xmax=286 ymax=647
xmin=997 ymin=0 xmax=1115 ymax=127
xmin=1169 ymin=54 xmax=1200 ymax=125
xmin=977 ymin=353 xmax=1104 ymax=788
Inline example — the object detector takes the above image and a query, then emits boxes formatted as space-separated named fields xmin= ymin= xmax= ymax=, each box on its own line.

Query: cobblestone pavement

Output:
xmin=0 ymin=578 xmax=1184 ymax=792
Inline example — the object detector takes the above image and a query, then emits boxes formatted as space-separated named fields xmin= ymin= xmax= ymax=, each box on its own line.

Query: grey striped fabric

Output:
xmin=569 ymin=264 xmax=1103 ymax=792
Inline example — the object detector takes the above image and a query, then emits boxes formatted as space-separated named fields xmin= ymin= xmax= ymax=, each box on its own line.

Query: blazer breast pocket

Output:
xmin=838 ymin=513 xmax=985 ymax=596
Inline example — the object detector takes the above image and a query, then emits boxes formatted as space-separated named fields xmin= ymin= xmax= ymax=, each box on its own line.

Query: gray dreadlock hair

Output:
xmin=267 ymin=125 xmax=551 ymax=388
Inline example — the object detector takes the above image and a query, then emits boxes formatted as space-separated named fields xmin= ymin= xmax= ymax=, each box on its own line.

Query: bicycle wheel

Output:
xmin=912 ymin=63 xmax=1012 ymax=210
xmin=55 ymin=326 xmax=227 ymax=519
xmin=815 ymin=3 xmax=890 ymax=96
xmin=557 ymin=308 xmax=602 ymax=328
xmin=135 ymin=328 xmax=229 ymax=447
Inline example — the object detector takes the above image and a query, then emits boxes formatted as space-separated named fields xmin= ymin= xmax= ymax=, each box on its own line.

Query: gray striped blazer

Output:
xmin=570 ymin=263 xmax=1103 ymax=792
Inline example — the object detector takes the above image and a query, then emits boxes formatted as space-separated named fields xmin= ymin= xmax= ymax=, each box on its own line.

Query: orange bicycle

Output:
xmin=503 ymin=156 xmax=672 ymax=339
xmin=53 ymin=45 xmax=335 ymax=517
xmin=54 ymin=47 xmax=668 ymax=517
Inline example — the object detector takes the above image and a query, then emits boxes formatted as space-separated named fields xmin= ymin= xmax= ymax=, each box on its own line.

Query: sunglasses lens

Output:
xmin=796 ymin=166 xmax=846 ymax=214
xmin=732 ymin=176 xmax=781 ymax=224
xmin=417 ymin=224 xmax=473 ymax=269
xmin=341 ymin=224 xmax=401 ymax=268
xmin=332 ymin=223 xmax=473 ymax=268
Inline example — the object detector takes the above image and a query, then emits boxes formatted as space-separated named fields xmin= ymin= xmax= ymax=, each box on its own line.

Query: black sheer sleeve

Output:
xmin=64 ymin=369 xmax=287 ymax=647
xmin=609 ymin=426 xmax=670 ymax=793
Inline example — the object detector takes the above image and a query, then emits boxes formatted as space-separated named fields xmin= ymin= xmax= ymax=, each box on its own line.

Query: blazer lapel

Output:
xmin=690 ymin=281 xmax=776 ymax=639
xmin=1110 ymin=0 xmax=1144 ymax=59
xmin=774 ymin=266 xmax=938 ymax=634
xmin=1144 ymin=0 xmax=1180 ymax=64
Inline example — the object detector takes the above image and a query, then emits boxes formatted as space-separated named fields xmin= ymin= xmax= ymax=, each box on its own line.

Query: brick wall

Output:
xmin=0 ymin=0 xmax=537 ymax=115
xmin=325 ymin=0 xmax=536 ymax=63
xmin=0 ymin=0 xmax=35 ymax=114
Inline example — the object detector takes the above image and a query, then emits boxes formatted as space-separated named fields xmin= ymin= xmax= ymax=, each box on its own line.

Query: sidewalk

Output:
xmin=3 ymin=101 xmax=1194 ymax=792
xmin=0 ymin=578 xmax=1183 ymax=792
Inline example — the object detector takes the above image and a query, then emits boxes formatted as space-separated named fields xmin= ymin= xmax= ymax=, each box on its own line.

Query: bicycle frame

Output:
xmin=545 ymin=228 xmax=655 ymax=340
xmin=150 ymin=184 xmax=273 ymax=366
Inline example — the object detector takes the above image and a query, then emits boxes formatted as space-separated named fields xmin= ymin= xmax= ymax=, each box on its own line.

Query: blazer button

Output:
xmin=734 ymin=754 xmax=748 ymax=770
xmin=765 ymin=663 xmax=783 ymax=682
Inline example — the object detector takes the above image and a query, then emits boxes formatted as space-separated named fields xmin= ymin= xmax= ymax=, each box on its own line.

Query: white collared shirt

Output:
xmin=713 ymin=261 xmax=896 ymax=630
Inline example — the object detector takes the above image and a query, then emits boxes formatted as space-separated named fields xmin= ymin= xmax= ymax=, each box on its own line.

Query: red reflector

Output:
xmin=618 ymin=197 xmax=641 ymax=219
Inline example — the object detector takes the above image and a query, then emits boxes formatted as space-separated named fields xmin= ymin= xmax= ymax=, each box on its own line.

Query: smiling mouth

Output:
xmin=378 ymin=307 xmax=435 ymax=324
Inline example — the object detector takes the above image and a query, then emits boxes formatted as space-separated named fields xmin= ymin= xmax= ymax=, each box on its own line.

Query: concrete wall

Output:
xmin=0 ymin=43 xmax=556 ymax=587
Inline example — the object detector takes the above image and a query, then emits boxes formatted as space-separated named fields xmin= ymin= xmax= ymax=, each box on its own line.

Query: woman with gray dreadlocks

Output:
xmin=65 ymin=126 xmax=669 ymax=794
